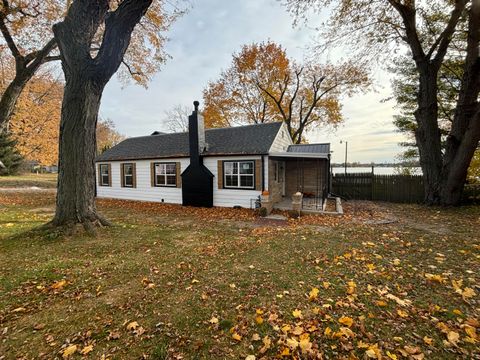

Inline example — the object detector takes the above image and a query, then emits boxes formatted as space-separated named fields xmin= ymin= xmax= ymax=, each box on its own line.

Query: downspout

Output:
xmin=261 ymin=155 xmax=265 ymax=192
xmin=327 ymin=153 xmax=331 ymax=195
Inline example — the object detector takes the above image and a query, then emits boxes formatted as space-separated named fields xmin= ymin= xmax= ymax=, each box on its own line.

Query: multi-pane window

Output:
xmin=155 ymin=163 xmax=176 ymax=187
xmin=122 ymin=163 xmax=134 ymax=187
xmin=99 ymin=164 xmax=110 ymax=186
xmin=224 ymin=161 xmax=254 ymax=189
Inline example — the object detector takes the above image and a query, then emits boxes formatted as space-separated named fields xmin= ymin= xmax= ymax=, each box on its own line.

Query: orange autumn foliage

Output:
xmin=9 ymin=72 xmax=62 ymax=165
xmin=203 ymin=41 xmax=370 ymax=143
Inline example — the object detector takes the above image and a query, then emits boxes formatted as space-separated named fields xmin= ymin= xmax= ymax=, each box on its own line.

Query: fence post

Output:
xmin=371 ymin=166 xmax=374 ymax=200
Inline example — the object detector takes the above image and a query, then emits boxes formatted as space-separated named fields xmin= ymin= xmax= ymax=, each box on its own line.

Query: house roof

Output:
xmin=96 ymin=121 xmax=283 ymax=162
xmin=287 ymin=143 xmax=330 ymax=154
xmin=269 ymin=143 xmax=331 ymax=160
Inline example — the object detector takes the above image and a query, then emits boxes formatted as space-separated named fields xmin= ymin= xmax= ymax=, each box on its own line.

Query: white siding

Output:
xmin=204 ymin=156 xmax=263 ymax=208
xmin=96 ymin=158 xmax=188 ymax=204
xmin=96 ymin=155 xmax=265 ymax=208
xmin=269 ymin=122 xmax=293 ymax=152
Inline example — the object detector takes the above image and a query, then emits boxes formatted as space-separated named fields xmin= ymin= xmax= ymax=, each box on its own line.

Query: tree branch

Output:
xmin=387 ymin=0 xmax=426 ymax=63
xmin=287 ymin=67 xmax=302 ymax=124
xmin=95 ymin=0 xmax=153 ymax=83
xmin=429 ymin=0 xmax=468 ymax=65
xmin=0 ymin=16 xmax=21 ymax=60
xmin=121 ymin=59 xmax=141 ymax=76
xmin=53 ymin=0 xmax=109 ymax=74
xmin=25 ymin=38 xmax=57 ymax=72
xmin=256 ymin=74 xmax=290 ymax=123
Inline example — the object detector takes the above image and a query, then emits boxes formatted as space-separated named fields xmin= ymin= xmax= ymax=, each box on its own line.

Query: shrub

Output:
xmin=0 ymin=131 xmax=23 ymax=176
xmin=287 ymin=210 xmax=300 ymax=219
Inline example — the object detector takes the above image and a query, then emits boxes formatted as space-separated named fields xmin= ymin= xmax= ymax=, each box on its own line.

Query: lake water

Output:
xmin=331 ymin=167 xmax=422 ymax=175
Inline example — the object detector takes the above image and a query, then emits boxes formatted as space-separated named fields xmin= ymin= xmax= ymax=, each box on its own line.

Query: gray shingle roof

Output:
xmin=287 ymin=143 xmax=330 ymax=154
xmin=96 ymin=122 xmax=283 ymax=162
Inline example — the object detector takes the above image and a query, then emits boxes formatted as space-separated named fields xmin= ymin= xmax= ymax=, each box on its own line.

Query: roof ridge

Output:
xmin=204 ymin=121 xmax=282 ymax=131
xmin=289 ymin=143 xmax=330 ymax=146
xmin=128 ymin=121 xmax=283 ymax=140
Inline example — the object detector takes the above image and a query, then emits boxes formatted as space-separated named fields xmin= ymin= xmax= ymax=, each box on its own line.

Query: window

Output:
xmin=224 ymin=161 xmax=255 ymax=189
xmin=99 ymin=164 xmax=110 ymax=186
xmin=122 ymin=163 xmax=135 ymax=188
xmin=154 ymin=163 xmax=176 ymax=187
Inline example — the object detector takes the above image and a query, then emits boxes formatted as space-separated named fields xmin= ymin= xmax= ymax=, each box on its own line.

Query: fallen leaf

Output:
xmin=447 ymin=331 xmax=460 ymax=345
xmin=425 ymin=273 xmax=445 ymax=283
xmin=338 ymin=316 xmax=354 ymax=327
xmin=251 ymin=333 xmax=261 ymax=341
xmin=259 ymin=336 xmax=271 ymax=353
xmin=324 ymin=327 xmax=332 ymax=337
xmin=62 ymin=344 xmax=77 ymax=358
xmin=126 ymin=321 xmax=139 ymax=331
xmin=386 ymin=351 xmax=398 ymax=360
xmin=366 ymin=263 xmax=376 ymax=272
xmin=286 ymin=337 xmax=299 ymax=350
xmin=461 ymin=287 xmax=476 ymax=299
xmin=309 ymin=287 xmax=319 ymax=301
xmin=299 ymin=335 xmax=312 ymax=353
xmin=423 ymin=336 xmax=433 ymax=345
xmin=108 ymin=330 xmax=120 ymax=340
xmin=464 ymin=325 xmax=477 ymax=340
xmin=347 ymin=280 xmax=356 ymax=295
xmin=80 ymin=345 xmax=93 ymax=355
xmin=51 ymin=280 xmax=67 ymax=290
xmin=292 ymin=309 xmax=302 ymax=319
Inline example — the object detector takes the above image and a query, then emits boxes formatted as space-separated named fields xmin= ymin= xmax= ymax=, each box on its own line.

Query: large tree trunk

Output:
xmin=51 ymin=77 xmax=109 ymax=232
xmin=439 ymin=0 xmax=480 ymax=206
xmin=49 ymin=0 xmax=152 ymax=233
xmin=414 ymin=66 xmax=444 ymax=204
xmin=440 ymin=116 xmax=480 ymax=205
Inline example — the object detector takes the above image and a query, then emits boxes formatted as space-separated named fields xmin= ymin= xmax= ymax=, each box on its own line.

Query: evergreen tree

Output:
xmin=0 ymin=131 xmax=23 ymax=175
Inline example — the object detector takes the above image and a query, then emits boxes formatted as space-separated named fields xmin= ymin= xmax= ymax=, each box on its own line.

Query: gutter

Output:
xmin=268 ymin=152 xmax=330 ymax=159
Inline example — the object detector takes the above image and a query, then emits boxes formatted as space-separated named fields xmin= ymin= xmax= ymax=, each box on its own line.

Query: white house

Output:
xmin=95 ymin=103 xmax=331 ymax=210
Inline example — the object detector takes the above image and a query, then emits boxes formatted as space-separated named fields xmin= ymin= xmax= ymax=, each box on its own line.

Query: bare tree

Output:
xmin=163 ymin=104 xmax=190 ymax=132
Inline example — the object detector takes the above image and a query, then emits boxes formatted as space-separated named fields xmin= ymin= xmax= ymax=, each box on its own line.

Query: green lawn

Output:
xmin=0 ymin=191 xmax=478 ymax=359
xmin=0 ymin=173 xmax=57 ymax=188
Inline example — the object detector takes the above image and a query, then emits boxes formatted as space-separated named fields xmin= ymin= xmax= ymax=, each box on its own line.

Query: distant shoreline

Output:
xmin=331 ymin=166 xmax=422 ymax=175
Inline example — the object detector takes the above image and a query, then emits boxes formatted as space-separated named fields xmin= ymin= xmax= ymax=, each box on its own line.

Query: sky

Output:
xmin=101 ymin=0 xmax=407 ymax=164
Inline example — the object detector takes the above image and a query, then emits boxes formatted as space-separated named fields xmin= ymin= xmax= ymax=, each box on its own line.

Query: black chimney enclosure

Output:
xmin=181 ymin=102 xmax=214 ymax=207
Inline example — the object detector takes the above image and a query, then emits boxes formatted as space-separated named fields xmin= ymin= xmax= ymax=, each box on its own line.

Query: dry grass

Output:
xmin=0 ymin=173 xmax=57 ymax=189
xmin=0 ymin=192 xmax=479 ymax=359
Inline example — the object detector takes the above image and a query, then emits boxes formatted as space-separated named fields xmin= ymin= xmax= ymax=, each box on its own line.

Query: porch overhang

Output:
xmin=268 ymin=152 xmax=330 ymax=160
